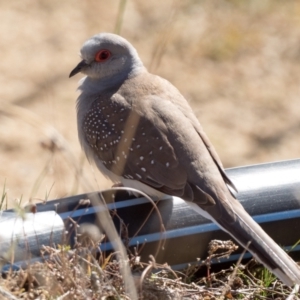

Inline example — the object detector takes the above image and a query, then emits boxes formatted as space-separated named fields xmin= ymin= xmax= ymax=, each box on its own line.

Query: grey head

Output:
xmin=69 ymin=33 xmax=145 ymax=89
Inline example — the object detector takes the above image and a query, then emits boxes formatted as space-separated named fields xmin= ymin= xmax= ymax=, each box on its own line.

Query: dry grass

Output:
xmin=0 ymin=239 xmax=297 ymax=299
xmin=0 ymin=0 xmax=300 ymax=204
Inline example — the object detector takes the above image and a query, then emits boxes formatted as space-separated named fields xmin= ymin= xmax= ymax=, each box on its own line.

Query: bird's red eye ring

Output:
xmin=95 ymin=49 xmax=111 ymax=62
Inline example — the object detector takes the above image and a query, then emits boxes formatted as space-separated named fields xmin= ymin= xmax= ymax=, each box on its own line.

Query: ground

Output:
xmin=0 ymin=0 xmax=300 ymax=205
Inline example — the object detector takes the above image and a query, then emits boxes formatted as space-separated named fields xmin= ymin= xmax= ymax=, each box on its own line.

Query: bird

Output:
xmin=69 ymin=32 xmax=300 ymax=285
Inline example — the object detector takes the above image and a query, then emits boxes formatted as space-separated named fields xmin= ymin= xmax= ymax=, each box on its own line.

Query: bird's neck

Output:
xmin=78 ymin=64 xmax=146 ymax=97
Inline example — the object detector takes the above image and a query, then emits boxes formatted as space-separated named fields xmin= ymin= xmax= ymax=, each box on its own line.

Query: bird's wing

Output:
xmin=195 ymin=128 xmax=238 ymax=193
xmin=156 ymin=82 xmax=238 ymax=193
xmin=83 ymin=94 xmax=183 ymax=188
xmin=82 ymin=91 xmax=216 ymax=205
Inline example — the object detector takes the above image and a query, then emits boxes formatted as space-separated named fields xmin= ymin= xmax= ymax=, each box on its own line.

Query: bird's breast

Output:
xmin=82 ymin=97 xmax=129 ymax=174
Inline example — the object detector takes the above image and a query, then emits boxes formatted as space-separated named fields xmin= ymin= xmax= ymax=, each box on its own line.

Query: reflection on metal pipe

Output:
xmin=1 ymin=159 xmax=300 ymax=272
xmin=0 ymin=211 xmax=64 ymax=269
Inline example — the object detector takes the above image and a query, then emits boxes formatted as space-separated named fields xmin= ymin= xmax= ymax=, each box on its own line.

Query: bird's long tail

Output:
xmin=215 ymin=201 xmax=300 ymax=286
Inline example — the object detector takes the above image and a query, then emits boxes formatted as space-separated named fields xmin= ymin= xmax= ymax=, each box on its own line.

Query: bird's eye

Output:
xmin=95 ymin=49 xmax=111 ymax=62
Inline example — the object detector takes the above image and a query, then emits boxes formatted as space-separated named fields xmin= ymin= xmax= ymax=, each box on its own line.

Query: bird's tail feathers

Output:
xmin=219 ymin=203 xmax=300 ymax=286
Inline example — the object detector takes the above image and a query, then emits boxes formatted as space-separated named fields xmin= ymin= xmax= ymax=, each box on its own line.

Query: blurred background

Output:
xmin=0 ymin=0 xmax=299 ymax=206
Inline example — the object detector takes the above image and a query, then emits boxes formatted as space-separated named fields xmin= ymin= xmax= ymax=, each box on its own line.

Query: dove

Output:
xmin=70 ymin=33 xmax=300 ymax=285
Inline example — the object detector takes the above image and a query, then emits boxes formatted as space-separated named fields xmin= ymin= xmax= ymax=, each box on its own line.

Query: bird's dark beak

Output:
xmin=69 ymin=60 xmax=89 ymax=78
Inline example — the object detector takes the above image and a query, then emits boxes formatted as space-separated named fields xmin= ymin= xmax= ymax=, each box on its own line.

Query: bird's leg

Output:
xmin=111 ymin=182 xmax=124 ymax=188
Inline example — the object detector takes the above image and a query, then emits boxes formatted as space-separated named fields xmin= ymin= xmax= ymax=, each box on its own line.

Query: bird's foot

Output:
xmin=111 ymin=182 xmax=124 ymax=188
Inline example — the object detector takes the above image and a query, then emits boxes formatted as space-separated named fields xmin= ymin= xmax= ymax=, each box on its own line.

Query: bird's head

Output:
xmin=69 ymin=33 xmax=144 ymax=82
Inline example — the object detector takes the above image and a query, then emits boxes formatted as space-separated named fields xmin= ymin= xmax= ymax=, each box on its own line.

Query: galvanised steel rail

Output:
xmin=1 ymin=159 xmax=300 ymax=271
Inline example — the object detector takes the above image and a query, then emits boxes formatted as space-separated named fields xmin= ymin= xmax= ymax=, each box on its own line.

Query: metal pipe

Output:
xmin=1 ymin=159 xmax=300 ymax=271
xmin=0 ymin=211 xmax=65 ymax=270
